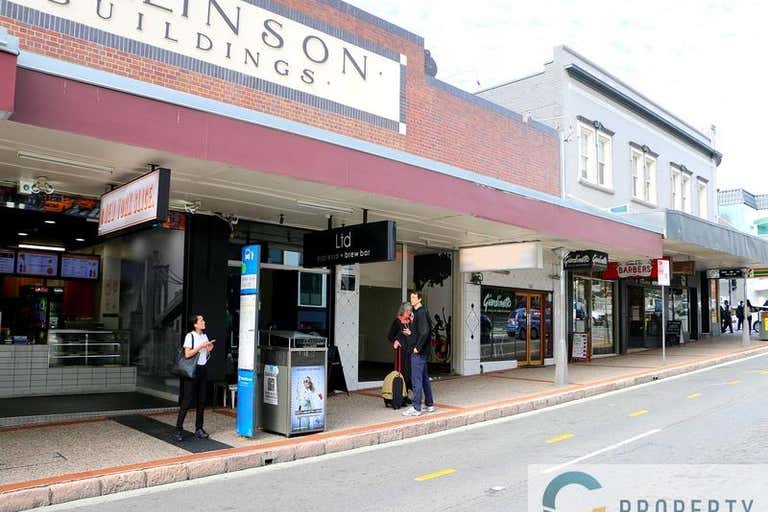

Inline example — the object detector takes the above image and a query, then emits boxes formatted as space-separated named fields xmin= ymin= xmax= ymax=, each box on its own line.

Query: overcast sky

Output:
xmin=347 ymin=0 xmax=766 ymax=194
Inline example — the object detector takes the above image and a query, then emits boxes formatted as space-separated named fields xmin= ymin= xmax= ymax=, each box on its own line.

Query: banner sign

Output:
xmin=98 ymin=168 xmax=170 ymax=236
xmin=602 ymin=259 xmax=669 ymax=280
xmin=657 ymin=259 xmax=671 ymax=286
xmin=563 ymin=250 xmax=609 ymax=272
xmin=303 ymin=221 xmax=396 ymax=268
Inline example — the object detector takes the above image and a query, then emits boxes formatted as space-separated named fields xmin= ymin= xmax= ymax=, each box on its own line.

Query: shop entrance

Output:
xmin=511 ymin=292 xmax=545 ymax=366
xmin=628 ymin=285 xmax=662 ymax=348
xmin=572 ymin=276 xmax=616 ymax=356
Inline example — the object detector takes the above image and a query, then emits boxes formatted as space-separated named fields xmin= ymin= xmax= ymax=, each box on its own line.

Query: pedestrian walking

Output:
xmin=388 ymin=302 xmax=414 ymax=402
xmin=174 ymin=314 xmax=214 ymax=442
xmin=402 ymin=291 xmax=435 ymax=417
xmin=736 ymin=301 xmax=745 ymax=331
xmin=747 ymin=300 xmax=757 ymax=334
xmin=721 ymin=301 xmax=733 ymax=334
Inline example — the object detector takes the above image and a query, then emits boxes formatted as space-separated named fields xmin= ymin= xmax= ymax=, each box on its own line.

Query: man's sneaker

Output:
xmin=173 ymin=429 xmax=184 ymax=442
xmin=402 ymin=406 xmax=422 ymax=417
xmin=195 ymin=428 xmax=210 ymax=439
xmin=425 ymin=405 xmax=436 ymax=413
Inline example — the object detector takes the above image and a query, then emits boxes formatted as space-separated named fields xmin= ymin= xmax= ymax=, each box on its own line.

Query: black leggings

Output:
xmin=176 ymin=364 xmax=207 ymax=430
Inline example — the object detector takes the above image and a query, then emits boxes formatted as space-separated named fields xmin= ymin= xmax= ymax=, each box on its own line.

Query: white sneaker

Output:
xmin=425 ymin=406 xmax=435 ymax=413
xmin=402 ymin=406 xmax=422 ymax=417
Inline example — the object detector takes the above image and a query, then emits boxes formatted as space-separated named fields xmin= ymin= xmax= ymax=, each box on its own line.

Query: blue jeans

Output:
xmin=410 ymin=353 xmax=434 ymax=411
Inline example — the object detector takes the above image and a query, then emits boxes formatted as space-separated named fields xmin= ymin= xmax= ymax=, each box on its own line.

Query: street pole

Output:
xmin=742 ymin=273 xmax=751 ymax=347
xmin=555 ymin=249 xmax=568 ymax=386
xmin=661 ymin=285 xmax=666 ymax=365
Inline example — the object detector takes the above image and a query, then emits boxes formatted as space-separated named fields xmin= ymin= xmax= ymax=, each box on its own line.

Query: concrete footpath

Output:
xmin=1 ymin=335 xmax=767 ymax=512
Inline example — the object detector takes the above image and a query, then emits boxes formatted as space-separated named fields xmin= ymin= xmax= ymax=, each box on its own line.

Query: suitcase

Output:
xmin=382 ymin=346 xmax=408 ymax=409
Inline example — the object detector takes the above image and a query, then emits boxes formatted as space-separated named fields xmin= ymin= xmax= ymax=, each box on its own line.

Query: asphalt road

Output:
xmin=41 ymin=352 xmax=768 ymax=512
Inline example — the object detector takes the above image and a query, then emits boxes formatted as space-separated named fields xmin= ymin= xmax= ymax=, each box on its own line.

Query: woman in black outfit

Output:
xmin=387 ymin=302 xmax=414 ymax=401
xmin=174 ymin=314 xmax=214 ymax=442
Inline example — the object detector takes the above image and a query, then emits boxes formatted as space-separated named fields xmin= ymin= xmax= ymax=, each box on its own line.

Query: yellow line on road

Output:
xmin=761 ymin=371 xmax=768 ymax=375
xmin=415 ymin=468 xmax=456 ymax=482
xmin=727 ymin=380 xmax=742 ymax=385
xmin=629 ymin=409 xmax=649 ymax=417
xmin=546 ymin=433 xmax=575 ymax=444
xmin=687 ymin=393 xmax=702 ymax=399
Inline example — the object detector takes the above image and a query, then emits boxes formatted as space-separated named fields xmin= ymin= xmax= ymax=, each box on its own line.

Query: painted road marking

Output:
xmin=727 ymin=379 xmax=742 ymax=385
xmin=629 ymin=409 xmax=649 ymax=417
xmin=687 ymin=393 xmax=702 ymax=399
xmin=415 ymin=468 xmax=456 ymax=482
xmin=546 ymin=433 xmax=575 ymax=444
xmin=541 ymin=429 xmax=662 ymax=475
xmin=761 ymin=371 xmax=768 ymax=375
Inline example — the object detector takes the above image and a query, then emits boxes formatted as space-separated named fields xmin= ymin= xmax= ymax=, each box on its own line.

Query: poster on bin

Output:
xmin=290 ymin=366 xmax=325 ymax=433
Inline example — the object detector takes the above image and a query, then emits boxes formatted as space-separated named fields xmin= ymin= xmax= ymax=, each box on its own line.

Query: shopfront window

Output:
xmin=572 ymin=276 xmax=615 ymax=356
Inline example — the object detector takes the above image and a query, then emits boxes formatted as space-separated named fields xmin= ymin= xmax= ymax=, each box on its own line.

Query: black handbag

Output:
xmin=172 ymin=334 xmax=199 ymax=379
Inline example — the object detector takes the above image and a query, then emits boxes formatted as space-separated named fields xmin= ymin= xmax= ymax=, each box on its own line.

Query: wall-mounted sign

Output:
xmin=672 ymin=261 xmax=695 ymax=276
xmin=303 ymin=221 xmax=396 ymax=268
xmin=16 ymin=252 xmax=58 ymax=277
xmin=459 ymin=242 xmax=543 ymax=273
xmin=61 ymin=255 xmax=100 ymax=280
xmin=563 ymin=250 xmax=609 ymax=272
xmin=602 ymin=259 xmax=669 ymax=280
xmin=480 ymin=286 xmax=516 ymax=313
xmin=0 ymin=251 xmax=15 ymax=274
xmin=98 ymin=168 xmax=170 ymax=236
xmin=718 ymin=268 xmax=745 ymax=279
xmin=20 ymin=0 xmax=405 ymax=130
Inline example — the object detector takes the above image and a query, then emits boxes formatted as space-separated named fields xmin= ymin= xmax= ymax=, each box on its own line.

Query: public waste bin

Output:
xmin=260 ymin=330 xmax=327 ymax=436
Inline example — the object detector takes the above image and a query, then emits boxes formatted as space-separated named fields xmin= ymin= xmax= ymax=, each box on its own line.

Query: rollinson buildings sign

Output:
xmin=10 ymin=0 xmax=406 ymax=131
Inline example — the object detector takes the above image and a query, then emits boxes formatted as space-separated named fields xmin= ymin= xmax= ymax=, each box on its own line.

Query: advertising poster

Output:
xmin=264 ymin=365 xmax=279 ymax=406
xmin=17 ymin=252 xmax=58 ymax=276
xmin=290 ymin=365 xmax=325 ymax=433
xmin=0 ymin=251 xmax=15 ymax=274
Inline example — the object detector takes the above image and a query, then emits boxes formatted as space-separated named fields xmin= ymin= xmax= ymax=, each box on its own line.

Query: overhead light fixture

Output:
xmin=17 ymin=150 xmax=114 ymax=175
xmin=44 ymin=220 xmax=56 ymax=225
xmin=75 ymin=237 xmax=85 ymax=242
xmin=296 ymin=200 xmax=353 ymax=215
xmin=19 ymin=243 xmax=66 ymax=252
xmin=18 ymin=232 xmax=28 ymax=237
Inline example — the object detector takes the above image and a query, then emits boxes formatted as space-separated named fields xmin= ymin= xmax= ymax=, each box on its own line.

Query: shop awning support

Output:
xmin=555 ymin=248 xmax=568 ymax=386
xmin=743 ymin=272 xmax=751 ymax=347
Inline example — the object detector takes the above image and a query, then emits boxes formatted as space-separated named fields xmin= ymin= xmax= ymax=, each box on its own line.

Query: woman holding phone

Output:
xmin=174 ymin=314 xmax=215 ymax=442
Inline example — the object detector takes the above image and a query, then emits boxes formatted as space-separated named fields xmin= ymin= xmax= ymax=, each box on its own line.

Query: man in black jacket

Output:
xmin=402 ymin=290 xmax=435 ymax=416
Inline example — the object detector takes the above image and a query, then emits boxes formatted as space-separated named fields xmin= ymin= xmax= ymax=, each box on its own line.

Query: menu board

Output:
xmin=61 ymin=255 xmax=100 ymax=280
xmin=572 ymin=332 xmax=590 ymax=360
xmin=0 ymin=251 xmax=14 ymax=274
xmin=16 ymin=252 xmax=59 ymax=277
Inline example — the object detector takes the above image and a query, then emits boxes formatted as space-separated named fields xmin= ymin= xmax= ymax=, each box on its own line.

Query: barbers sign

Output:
xmin=19 ymin=0 xmax=405 ymax=128
xmin=563 ymin=250 xmax=609 ymax=272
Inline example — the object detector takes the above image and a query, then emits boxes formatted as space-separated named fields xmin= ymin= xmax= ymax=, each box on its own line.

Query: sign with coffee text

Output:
xmin=98 ymin=168 xmax=170 ymax=236
xmin=303 ymin=221 xmax=396 ymax=268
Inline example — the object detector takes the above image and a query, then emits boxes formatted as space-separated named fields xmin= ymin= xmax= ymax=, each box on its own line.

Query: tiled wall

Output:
xmin=0 ymin=346 xmax=136 ymax=397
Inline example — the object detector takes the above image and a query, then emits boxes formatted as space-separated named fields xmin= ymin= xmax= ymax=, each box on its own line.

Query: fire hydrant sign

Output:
xmin=98 ymin=168 xmax=170 ymax=236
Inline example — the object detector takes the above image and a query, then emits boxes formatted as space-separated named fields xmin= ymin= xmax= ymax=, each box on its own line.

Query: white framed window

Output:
xmin=630 ymin=148 xmax=656 ymax=204
xmin=671 ymin=166 xmax=693 ymax=213
xmin=697 ymin=179 xmax=708 ymax=219
xmin=577 ymin=121 xmax=612 ymax=188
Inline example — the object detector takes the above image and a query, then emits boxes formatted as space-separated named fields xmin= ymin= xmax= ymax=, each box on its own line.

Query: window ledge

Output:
xmin=578 ymin=178 xmax=614 ymax=195
xmin=630 ymin=197 xmax=658 ymax=209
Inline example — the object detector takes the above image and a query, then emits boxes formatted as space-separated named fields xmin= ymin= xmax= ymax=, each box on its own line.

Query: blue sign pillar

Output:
xmin=236 ymin=245 xmax=260 ymax=437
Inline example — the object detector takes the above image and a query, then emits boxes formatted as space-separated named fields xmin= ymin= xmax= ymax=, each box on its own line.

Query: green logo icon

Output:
xmin=543 ymin=471 xmax=603 ymax=512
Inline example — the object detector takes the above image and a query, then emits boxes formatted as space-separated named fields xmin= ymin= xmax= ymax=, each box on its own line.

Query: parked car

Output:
xmin=507 ymin=308 xmax=542 ymax=340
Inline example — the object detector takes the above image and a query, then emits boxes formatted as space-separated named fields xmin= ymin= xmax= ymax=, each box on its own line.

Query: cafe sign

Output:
xmin=563 ymin=250 xmax=609 ymax=272
xmin=17 ymin=0 xmax=406 ymax=129
xmin=98 ymin=168 xmax=170 ymax=236
xmin=303 ymin=221 xmax=396 ymax=268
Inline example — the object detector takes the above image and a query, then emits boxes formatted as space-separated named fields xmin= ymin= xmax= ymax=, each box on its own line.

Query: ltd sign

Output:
xmin=303 ymin=221 xmax=396 ymax=268
xmin=563 ymin=250 xmax=609 ymax=272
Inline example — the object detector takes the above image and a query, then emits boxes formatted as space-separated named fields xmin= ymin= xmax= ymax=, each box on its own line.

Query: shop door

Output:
xmin=628 ymin=286 xmax=645 ymax=348
xmin=514 ymin=292 xmax=544 ymax=366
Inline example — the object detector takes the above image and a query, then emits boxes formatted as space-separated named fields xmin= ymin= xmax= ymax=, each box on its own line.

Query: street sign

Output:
xmin=657 ymin=259 xmax=670 ymax=286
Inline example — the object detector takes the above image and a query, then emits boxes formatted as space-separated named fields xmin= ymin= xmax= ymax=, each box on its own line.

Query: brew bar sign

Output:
xmin=563 ymin=250 xmax=609 ymax=272
xmin=303 ymin=221 xmax=396 ymax=268
xmin=20 ymin=0 xmax=405 ymax=127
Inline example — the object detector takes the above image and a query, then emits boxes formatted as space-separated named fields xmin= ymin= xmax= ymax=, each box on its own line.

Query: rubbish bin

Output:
xmin=761 ymin=311 xmax=768 ymax=341
xmin=260 ymin=330 xmax=327 ymax=436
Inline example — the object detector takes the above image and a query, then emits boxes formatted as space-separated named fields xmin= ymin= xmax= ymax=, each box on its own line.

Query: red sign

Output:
xmin=602 ymin=258 xmax=669 ymax=280
xmin=98 ymin=168 xmax=169 ymax=236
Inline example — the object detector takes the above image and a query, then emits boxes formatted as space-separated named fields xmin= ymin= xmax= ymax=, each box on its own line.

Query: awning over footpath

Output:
xmin=0 ymin=27 xmax=18 ymax=119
